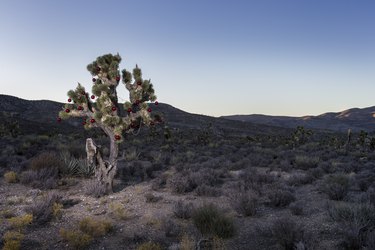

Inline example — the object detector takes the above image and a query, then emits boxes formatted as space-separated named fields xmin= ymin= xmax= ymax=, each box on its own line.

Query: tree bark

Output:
xmin=86 ymin=135 xmax=118 ymax=194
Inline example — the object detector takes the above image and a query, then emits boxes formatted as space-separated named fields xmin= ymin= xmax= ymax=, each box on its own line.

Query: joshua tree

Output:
xmin=58 ymin=53 xmax=161 ymax=194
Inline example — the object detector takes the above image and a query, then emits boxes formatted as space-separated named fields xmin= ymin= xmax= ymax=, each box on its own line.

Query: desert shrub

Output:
xmin=257 ymin=216 xmax=304 ymax=250
xmin=239 ymin=168 xmax=275 ymax=192
xmin=195 ymin=184 xmax=222 ymax=197
xmin=328 ymin=202 xmax=375 ymax=250
xmin=4 ymin=171 xmax=18 ymax=183
xmin=327 ymin=202 xmax=375 ymax=227
xmin=0 ymin=209 xmax=16 ymax=219
xmin=229 ymin=190 xmax=259 ymax=216
xmin=26 ymin=191 xmax=61 ymax=225
xmin=84 ymin=180 xmax=106 ymax=198
xmin=308 ymin=167 xmax=324 ymax=179
xmin=191 ymin=168 xmax=224 ymax=187
xmin=355 ymin=172 xmax=375 ymax=192
xmin=192 ymin=203 xmax=235 ymax=238
xmin=321 ymin=174 xmax=350 ymax=200
xmin=109 ymin=202 xmax=130 ymax=220
xmin=7 ymin=214 xmax=33 ymax=231
xmin=173 ymin=200 xmax=194 ymax=219
xmin=295 ymin=155 xmax=319 ymax=170
xmin=161 ymin=218 xmax=180 ymax=237
xmin=136 ymin=242 xmax=163 ymax=250
xmin=268 ymin=189 xmax=296 ymax=207
xmin=29 ymin=151 xmax=62 ymax=171
xmin=179 ymin=234 xmax=195 ymax=250
xmin=78 ymin=217 xmax=113 ymax=237
xmin=287 ymin=173 xmax=314 ymax=186
xmin=59 ymin=228 xmax=92 ymax=250
xmin=289 ymin=201 xmax=304 ymax=216
xmin=145 ymin=192 xmax=162 ymax=203
xmin=2 ymin=231 xmax=24 ymax=250
xmin=168 ymin=172 xmax=197 ymax=194
xmin=20 ymin=167 xmax=58 ymax=189
xmin=151 ymin=173 xmax=168 ymax=190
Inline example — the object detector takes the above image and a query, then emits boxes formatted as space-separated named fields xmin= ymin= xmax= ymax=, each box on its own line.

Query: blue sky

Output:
xmin=0 ymin=0 xmax=374 ymax=117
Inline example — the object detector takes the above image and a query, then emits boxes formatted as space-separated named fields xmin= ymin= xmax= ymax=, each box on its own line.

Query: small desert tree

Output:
xmin=58 ymin=53 xmax=161 ymax=194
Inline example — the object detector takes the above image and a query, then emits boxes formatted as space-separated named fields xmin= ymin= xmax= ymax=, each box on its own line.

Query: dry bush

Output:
xmin=29 ymin=151 xmax=62 ymax=171
xmin=109 ymin=202 xmax=130 ymax=220
xmin=294 ymin=155 xmax=319 ymax=170
xmin=84 ymin=180 xmax=106 ymax=198
xmin=195 ymin=184 xmax=222 ymax=197
xmin=287 ymin=173 xmax=314 ymax=186
xmin=161 ymin=218 xmax=180 ymax=237
xmin=289 ymin=201 xmax=304 ymax=216
xmin=7 ymin=214 xmax=33 ymax=231
xmin=136 ymin=241 xmax=163 ymax=250
xmin=328 ymin=202 xmax=375 ymax=250
xmin=78 ymin=217 xmax=113 ymax=237
xmin=173 ymin=200 xmax=194 ymax=219
xmin=59 ymin=228 xmax=92 ymax=250
xmin=145 ymin=192 xmax=162 ymax=203
xmin=257 ymin=215 xmax=305 ymax=250
xmin=229 ymin=190 xmax=259 ymax=216
xmin=4 ymin=171 xmax=18 ymax=183
xmin=268 ymin=189 xmax=296 ymax=207
xmin=26 ymin=191 xmax=61 ymax=225
xmin=2 ymin=231 xmax=24 ymax=250
xmin=168 ymin=172 xmax=197 ymax=194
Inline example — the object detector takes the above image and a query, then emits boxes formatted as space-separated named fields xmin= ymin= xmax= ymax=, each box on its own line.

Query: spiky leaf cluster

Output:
xmin=59 ymin=53 xmax=160 ymax=143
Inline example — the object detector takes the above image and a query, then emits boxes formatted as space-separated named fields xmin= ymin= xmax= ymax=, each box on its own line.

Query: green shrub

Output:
xmin=192 ymin=203 xmax=235 ymax=238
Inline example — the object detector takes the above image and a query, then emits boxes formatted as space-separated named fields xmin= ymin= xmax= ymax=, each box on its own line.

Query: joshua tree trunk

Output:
xmin=86 ymin=134 xmax=118 ymax=194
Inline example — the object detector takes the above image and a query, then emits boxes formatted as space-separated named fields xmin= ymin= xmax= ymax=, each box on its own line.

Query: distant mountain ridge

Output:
xmin=0 ymin=94 xmax=289 ymax=137
xmin=221 ymin=106 xmax=375 ymax=132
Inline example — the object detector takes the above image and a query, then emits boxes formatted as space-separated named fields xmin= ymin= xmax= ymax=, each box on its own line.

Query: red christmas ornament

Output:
xmin=147 ymin=107 xmax=152 ymax=112
xmin=116 ymin=76 xmax=120 ymax=81
xmin=82 ymin=121 xmax=87 ymax=125
xmin=155 ymin=101 xmax=158 ymax=105
xmin=65 ymin=108 xmax=70 ymax=113
xmin=90 ymin=118 xmax=95 ymax=123
xmin=68 ymin=98 xmax=72 ymax=103
xmin=91 ymin=95 xmax=95 ymax=99
xmin=112 ymin=107 xmax=117 ymax=111
xmin=57 ymin=117 xmax=62 ymax=122
xmin=137 ymin=81 xmax=142 ymax=85
xmin=77 ymin=106 xmax=83 ymax=111
xmin=127 ymin=108 xmax=132 ymax=113
xmin=92 ymin=78 xmax=96 ymax=82
xmin=115 ymin=134 xmax=121 ymax=140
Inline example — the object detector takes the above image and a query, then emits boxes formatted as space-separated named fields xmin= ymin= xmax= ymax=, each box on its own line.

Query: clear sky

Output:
xmin=0 ymin=0 xmax=374 ymax=117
